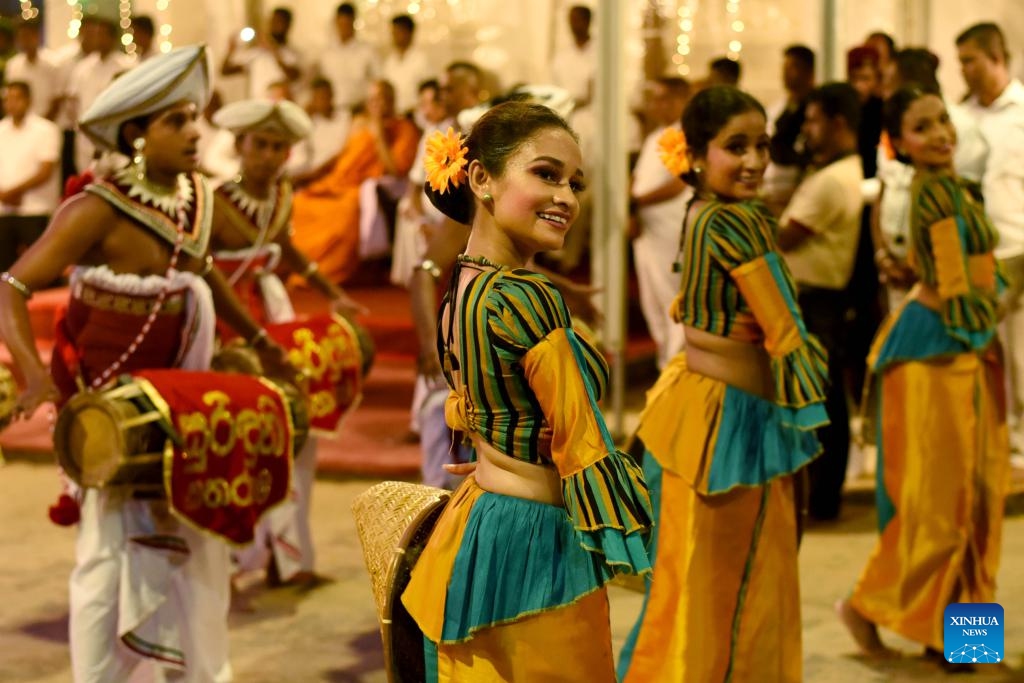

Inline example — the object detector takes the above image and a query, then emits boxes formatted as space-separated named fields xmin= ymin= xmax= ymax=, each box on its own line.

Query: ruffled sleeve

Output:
xmin=911 ymin=172 xmax=1002 ymax=349
xmin=706 ymin=203 xmax=830 ymax=429
xmin=486 ymin=271 xmax=653 ymax=576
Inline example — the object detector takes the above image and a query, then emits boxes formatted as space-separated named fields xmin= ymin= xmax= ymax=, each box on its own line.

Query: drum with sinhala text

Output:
xmin=53 ymin=370 xmax=309 ymax=492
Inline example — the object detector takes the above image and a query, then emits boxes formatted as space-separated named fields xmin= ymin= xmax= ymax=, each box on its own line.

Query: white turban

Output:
xmin=212 ymin=99 xmax=313 ymax=142
xmin=79 ymin=44 xmax=211 ymax=152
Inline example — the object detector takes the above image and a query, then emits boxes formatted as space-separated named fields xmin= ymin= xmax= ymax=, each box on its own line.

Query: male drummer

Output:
xmin=0 ymin=45 xmax=290 ymax=682
xmin=209 ymin=98 xmax=365 ymax=587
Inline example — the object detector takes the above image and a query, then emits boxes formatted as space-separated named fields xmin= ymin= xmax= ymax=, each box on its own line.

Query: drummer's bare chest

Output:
xmin=210 ymin=203 xmax=287 ymax=252
xmin=88 ymin=215 xmax=201 ymax=276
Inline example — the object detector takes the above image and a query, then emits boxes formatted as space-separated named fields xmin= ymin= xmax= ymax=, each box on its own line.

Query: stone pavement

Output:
xmin=2 ymin=460 xmax=1023 ymax=682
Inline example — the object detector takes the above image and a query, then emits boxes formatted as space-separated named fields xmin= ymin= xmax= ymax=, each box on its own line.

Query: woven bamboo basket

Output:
xmin=352 ymin=481 xmax=450 ymax=682
xmin=0 ymin=364 xmax=16 ymax=431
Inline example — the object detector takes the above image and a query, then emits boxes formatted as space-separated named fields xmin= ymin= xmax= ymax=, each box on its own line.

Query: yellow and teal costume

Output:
xmin=401 ymin=268 xmax=653 ymax=681
xmin=619 ymin=201 xmax=828 ymax=683
xmin=849 ymin=172 xmax=1009 ymax=651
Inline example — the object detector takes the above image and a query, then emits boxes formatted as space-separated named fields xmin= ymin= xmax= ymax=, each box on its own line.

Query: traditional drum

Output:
xmin=266 ymin=313 xmax=367 ymax=434
xmin=211 ymin=344 xmax=311 ymax=450
xmin=54 ymin=370 xmax=309 ymax=491
xmin=352 ymin=481 xmax=451 ymax=683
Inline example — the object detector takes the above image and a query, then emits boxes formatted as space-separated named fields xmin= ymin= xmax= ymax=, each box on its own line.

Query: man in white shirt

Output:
xmin=288 ymin=78 xmax=351 ymax=181
xmin=629 ymin=76 xmax=691 ymax=369
xmin=956 ymin=22 xmax=1024 ymax=456
xmin=778 ymin=83 xmax=865 ymax=522
xmin=381 ymin=14 xmax=432 ymax=118
xmin=315 ymin=3 xmax=377 ymax=113
xmin=4 ymin=20 xmax=60 ymax=120
xmin=550 ymin=5 xmax=594 ymax=110
xmin=221 ymin=7 xmax=302 ymax=100
xmin=67 ymin=17 xmax=135 ymax=172
xmin=0 ymin=81 xmax=60 ymax=271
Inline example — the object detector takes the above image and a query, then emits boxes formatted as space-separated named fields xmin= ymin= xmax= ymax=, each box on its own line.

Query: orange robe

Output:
xmin=291 ymin=118 xmax=420 ymax=283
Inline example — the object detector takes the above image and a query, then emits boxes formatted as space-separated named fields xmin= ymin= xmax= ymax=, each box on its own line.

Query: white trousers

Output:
xmin=70 ymin=489 xmax=232 ymax=683
xmin=633 ymin=219 xmax=686 ymax=370
xmin=233 ymin=436 xmax=318 ymax=578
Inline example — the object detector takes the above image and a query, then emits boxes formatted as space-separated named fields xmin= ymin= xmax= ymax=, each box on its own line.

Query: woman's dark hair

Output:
xmin=426 ymin=101 xmax=576 ymax=225
xmin=680 ymin=86 xmax=765 ymax=184
xmin=883 ymin=86 xmax=942 ymax=161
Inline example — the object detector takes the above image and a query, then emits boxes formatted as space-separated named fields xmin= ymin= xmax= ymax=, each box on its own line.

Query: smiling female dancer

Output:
xmin=619 ymin=86 xmax=829 ymax=683
xmin=400 ymin=100 xmax=653 ymax=682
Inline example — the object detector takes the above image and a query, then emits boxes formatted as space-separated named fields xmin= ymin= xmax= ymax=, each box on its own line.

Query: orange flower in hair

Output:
xmin=424 ymin=127 xmax=469 ymax=194
xmin=658 ymin=127 xmax=690 ymax=176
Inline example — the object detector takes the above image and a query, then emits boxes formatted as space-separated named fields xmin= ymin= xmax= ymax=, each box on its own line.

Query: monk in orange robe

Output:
xmin=291 ymin=79 xmax=420 ymax=283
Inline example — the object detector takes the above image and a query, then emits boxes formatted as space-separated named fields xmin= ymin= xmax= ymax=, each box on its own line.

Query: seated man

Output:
xmin=286 ymin=78 xmax=351 ymax=181
xmin=290 ymin=79 xmax=419 ymax=283
xmin=390 ymin=78 xmax=450 ymax=287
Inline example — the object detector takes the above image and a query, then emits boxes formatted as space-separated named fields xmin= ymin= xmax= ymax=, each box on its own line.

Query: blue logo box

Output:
xmin=943 ymin=603 xmax=1004 ymax=664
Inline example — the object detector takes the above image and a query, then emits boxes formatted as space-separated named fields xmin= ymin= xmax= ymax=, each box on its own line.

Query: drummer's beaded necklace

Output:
xmin=89 ymin=174 xmax=189 ymax=390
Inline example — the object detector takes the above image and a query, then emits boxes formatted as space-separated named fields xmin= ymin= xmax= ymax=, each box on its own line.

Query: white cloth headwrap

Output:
xmin=213 ymin=99 xmax=313 ymax=142
xmin=79 ymin=44 xmax=211 ymax=152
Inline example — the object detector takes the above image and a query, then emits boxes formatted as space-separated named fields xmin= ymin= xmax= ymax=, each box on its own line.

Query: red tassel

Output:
xmin=48 ymin=493 xmax=80 ymax=526
xmin=63 ymin=171 xmax=95 ymax=200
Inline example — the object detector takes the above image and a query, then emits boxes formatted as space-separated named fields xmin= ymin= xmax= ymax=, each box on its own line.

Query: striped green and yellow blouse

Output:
xmin=910 ymin=171 xmax=1003 ymax=347
xmin=438 ymin=267 xmax=653 ymax=563
xmin=671 ymin=200 xmax=829 ymax=426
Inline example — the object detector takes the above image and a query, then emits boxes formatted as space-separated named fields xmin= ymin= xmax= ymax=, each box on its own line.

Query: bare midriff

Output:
xmin=683 ymin=325 xmax=773 ymax=401
xmin=472 ymin=434 xmax=563 ymax=506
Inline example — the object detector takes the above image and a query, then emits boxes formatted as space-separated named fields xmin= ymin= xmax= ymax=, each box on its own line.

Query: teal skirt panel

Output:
xmin=439 ymin=490 xmax=615 ymax=643
xmin=707 ymin=385 xmax=822 ymax=494
xmin=871 ymin=301 xmax=971 ymax=371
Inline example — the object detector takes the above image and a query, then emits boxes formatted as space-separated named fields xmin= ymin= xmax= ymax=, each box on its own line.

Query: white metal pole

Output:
xmin=594 ymin=0 xmax=628 ymax=438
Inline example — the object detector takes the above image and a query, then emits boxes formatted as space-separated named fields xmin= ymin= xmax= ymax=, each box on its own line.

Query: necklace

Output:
xmin=114 ymin=165 xmax=193 ymax=216
xmin=224 ymin=178 xmax=276 ymax=234
xmin=456 ymin=253 xmax=508 ymax=270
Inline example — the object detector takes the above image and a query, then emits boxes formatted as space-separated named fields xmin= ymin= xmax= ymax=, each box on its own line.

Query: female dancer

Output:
xmin=619 ymin=86 xmax=829 ymax=683
xmin=838 ymin=87 xmax=1009 ymax=665
xmin=400 ymin=101 xmax=653 ymax=681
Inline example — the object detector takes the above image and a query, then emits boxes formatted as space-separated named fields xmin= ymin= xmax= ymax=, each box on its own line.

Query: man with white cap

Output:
xmin=0 ymin=45 xmax=290 ymax=682
xmin=210 ymin=98 xmax=365 ymax=587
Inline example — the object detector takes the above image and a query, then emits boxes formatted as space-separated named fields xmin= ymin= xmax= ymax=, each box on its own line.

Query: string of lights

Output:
xmin=67 ymin=0 xmax=83 ymax=40
xmin=19 ymin=0 xmax=39 ymax=21
xmin=157 ymin=0 xmax=174 ymax=53
xmin=673 ymin=0 xmax=698 ymax=76
xmin=726 ymin=0 xmax=742 ymax=60
xmin=119 ymin=0 xmax=135 ymax=56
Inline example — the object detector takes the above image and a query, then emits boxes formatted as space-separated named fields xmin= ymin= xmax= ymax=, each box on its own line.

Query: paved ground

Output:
xmin=2 ymin=459 xmax=1023 ymax=682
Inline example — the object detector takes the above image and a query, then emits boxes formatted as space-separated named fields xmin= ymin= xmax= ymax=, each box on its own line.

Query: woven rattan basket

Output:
xmin=352 ymin=481 xmax=450 ymax=682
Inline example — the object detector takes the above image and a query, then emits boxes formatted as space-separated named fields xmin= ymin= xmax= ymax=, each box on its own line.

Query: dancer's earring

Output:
xmin=132 ymin=137 xmax=146 ymax=181
xmin=482 ymin=193 xmax=492 ymax=203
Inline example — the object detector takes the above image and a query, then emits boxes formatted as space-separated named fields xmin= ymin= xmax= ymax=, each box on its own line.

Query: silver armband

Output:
xmin=0 ymin=272 xmax=32 ymax=299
